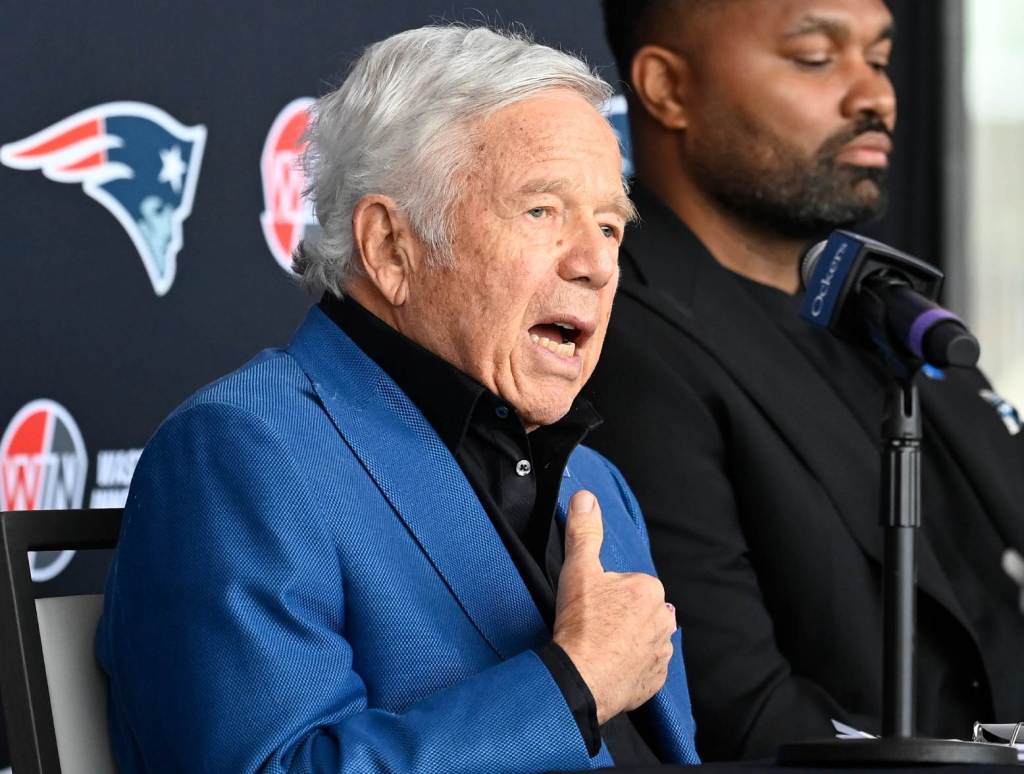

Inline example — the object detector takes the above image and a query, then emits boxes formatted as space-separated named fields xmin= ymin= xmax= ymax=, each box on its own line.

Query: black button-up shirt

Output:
xmin=320 ymin=294 xmax=660 ymax=765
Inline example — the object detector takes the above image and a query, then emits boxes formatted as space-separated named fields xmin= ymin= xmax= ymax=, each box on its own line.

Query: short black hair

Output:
xmin=601 ymin=1 xmax=717 ymax=86
xmin=601 ymin=0 xmax=663 ymax=85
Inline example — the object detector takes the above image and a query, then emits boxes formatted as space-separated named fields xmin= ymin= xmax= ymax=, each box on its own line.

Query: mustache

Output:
xmin=819 ymin=116 xmax=893 ymax=159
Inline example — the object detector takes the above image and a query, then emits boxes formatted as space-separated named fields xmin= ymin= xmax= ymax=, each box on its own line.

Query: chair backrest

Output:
xmin=37 ymin=595 xmax=116 ymax=774
xmin=0 ymin=509 xmax=122 ymax=774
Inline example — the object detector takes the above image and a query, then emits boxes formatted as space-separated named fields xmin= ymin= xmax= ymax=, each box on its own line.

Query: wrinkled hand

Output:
xmin=553 ymin=490 xmax=676 ymax=725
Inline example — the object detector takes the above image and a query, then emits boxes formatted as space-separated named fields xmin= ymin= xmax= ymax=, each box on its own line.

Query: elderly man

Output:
xmin=97 ymin=25 xmax=699 ymax=773
xmin=589 ymin=0 xmax=1024 ymax=762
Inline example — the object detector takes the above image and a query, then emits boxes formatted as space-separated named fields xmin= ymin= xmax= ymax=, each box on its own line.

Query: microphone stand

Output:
xmin=778 ymin=361 xmax=1017 ymax=765
xmin=881 ymin=375 xmax=920 ymax=741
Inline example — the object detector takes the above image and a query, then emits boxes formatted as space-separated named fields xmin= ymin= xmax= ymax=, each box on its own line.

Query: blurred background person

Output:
xmin=590 ymin=0 xmax=1024 ymax=760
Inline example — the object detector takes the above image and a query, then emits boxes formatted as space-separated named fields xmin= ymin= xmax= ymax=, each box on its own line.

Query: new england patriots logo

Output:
xmin=1 ymin=102 xmax=206 ymax=296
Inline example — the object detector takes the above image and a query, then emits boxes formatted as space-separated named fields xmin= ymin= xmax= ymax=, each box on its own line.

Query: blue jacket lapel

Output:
xmin=555 ymin=469 xmax=627 ymax=570
xmin=558 ymin=462 xmax=700 ymax=764
xmin=287 ymin=307 xmax=547 ymax=660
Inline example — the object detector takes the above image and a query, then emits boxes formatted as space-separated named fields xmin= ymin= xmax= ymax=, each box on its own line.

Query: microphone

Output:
xmin=799 ymin=231 xmax=980 ymax=369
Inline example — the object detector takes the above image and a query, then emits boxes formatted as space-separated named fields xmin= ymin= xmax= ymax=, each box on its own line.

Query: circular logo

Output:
xmin=1 ymin=399 xmax=88 ymax=582
xmin=260 ymin=97 xmax=317 ymax=273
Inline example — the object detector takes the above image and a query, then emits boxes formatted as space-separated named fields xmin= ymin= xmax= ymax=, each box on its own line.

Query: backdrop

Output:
xmin=0 ymin=1 xmax=948 ymax=766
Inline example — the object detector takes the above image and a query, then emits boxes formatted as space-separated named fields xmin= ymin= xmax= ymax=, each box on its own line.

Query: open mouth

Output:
xmin=529 ymin=319 xmax=585 ymax=359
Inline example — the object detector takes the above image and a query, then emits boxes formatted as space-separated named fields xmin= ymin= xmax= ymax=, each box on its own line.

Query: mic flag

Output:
xmin=799 ymin=230 xmax=980 ymax=369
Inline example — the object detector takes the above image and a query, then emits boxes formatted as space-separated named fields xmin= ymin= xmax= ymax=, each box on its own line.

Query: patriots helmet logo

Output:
xmin=1 ymin=102 xmax=207 ymax=296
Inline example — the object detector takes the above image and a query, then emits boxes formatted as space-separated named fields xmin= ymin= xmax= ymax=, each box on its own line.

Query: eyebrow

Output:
xmin=517 ymin=177 xmax=637 ymax=222
xmin=784 ymin=14 xmax=895 ymax=45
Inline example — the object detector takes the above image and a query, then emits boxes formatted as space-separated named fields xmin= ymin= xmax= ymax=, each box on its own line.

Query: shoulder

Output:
xmin=157 ymin=347 xmax=331 ymax=444
xmin=588 ymin=293 xmax=731 ymax=440
xmin=173 ymin=348 xmax=312 ymax=424
xmin=138 ymin=347 xmax=353 ymax=492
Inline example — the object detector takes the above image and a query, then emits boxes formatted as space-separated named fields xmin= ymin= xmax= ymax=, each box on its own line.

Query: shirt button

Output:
xmin=495 ymin=405 xmax=509 ymax=419
xmin=515 ymin=459 xmax=532 ymax=476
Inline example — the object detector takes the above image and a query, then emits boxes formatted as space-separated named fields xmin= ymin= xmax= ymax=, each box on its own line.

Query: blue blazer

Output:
xmin=97 ymin=306 xmax=699 ymax=773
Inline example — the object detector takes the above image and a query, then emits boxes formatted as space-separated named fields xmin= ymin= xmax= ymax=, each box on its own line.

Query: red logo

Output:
xmin=260 ymin=98 xmax=316 ymax=273
xmin=1 ymin=400 xmax=88 ymax=581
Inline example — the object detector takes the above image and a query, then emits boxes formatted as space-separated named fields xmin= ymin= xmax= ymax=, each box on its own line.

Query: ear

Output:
xmin=351 ymin=194 xmax=420 ymax=307
xmin=631 ymin=44 xmax=691 ymax=131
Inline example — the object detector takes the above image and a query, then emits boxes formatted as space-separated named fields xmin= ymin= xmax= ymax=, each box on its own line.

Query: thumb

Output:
xmin=562 ymin=490 xmax=604 ymax=572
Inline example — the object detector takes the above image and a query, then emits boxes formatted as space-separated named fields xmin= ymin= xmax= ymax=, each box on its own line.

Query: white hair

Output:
xmin=294 ymin=24 xmax=614 ymax=297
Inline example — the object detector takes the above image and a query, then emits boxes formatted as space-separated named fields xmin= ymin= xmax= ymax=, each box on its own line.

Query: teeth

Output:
xmin=554 ymin=322 xmax=574 ymax=330
xmin=533 ymin=335 xmax=576 ymax=358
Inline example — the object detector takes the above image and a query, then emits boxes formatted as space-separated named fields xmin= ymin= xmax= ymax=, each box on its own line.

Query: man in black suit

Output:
xmin=589 ymin=0 xmax=1024 ymax=761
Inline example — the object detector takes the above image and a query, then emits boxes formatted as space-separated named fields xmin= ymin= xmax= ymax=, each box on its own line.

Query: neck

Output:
xmin=345 ymin=279 xmax=401 ymax=328
xmin=693 ymin=202 xmax=805 ymax=294
xmin=634 ymin=147 xmax=805 ymax=295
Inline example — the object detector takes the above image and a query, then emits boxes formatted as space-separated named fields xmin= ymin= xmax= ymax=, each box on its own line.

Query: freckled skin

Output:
xmin=397 ymin=90 xmax=627 ymax=428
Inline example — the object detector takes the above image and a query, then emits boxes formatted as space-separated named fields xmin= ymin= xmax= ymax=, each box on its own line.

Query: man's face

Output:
xmin=400 ymin=90 xmax=628 ymax=427
xmin=680 ymin=0 xmax=896 ymax=237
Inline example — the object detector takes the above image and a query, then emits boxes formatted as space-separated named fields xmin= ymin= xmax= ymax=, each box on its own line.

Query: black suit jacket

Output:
xmin=586 ymin=187 xmax=1024 ymax=760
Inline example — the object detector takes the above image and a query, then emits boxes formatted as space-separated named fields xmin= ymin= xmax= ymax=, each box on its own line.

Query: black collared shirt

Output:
xmin=320 ymin=294 xmax=660 ymax=765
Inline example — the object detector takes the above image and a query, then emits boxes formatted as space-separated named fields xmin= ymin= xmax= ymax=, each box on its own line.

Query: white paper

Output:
xmin=831 ymin=719 xmax=876 ymax=739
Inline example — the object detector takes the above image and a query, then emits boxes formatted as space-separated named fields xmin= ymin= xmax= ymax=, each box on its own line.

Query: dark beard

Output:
xmin=690 ymin=116 xmax=891 ymax=240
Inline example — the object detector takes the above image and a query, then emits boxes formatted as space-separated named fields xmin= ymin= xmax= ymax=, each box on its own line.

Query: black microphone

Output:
xmin=799 ymin=231 xmax=980 ymax=369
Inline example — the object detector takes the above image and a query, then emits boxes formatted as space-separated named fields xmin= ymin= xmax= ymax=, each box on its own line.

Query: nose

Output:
xmin=841 ymin=61 xmax=897 ymax=129
xmin=558 ymin=217 xmax=619 ymax=290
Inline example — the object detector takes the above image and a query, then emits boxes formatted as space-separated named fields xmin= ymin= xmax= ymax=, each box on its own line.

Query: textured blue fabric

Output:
xmin=96 ymin=306 xmax=700 ymax=773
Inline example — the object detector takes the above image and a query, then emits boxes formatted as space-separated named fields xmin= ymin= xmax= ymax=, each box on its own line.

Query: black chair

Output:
xmin=0 ymin=508 xmax=121 ymax=774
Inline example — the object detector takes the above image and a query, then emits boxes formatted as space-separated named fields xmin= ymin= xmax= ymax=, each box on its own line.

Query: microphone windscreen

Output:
xmin=800 ymin=241 xmax=827 ymax=288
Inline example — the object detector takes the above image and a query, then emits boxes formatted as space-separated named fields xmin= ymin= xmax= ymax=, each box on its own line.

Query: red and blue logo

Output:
xmin=260 ymin=98 xmax=317 ymax=273
xmin=1 ymin=102 xmax=207 ymax=296
xmin=1 ymin=400 xmax=89 ymax=582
